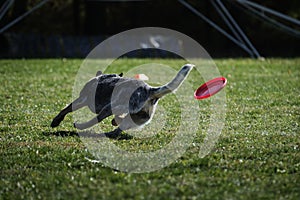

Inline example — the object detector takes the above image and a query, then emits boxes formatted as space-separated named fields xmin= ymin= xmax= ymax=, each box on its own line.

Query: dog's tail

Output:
xmin=150 ymin=64 xmax=194 ymax=98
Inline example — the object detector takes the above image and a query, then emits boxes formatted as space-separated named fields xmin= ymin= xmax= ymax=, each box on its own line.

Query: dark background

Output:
xmin=0 ymin=0 xmax=299 ymax=58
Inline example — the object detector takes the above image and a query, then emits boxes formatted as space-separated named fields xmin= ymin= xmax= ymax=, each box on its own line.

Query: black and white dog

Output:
xmin=51 ymin=64 xmax=194 ymax=136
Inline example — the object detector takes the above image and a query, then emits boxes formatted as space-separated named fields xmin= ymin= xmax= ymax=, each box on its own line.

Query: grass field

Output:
xmin=0 ymin=58 xmax=299 ymax=199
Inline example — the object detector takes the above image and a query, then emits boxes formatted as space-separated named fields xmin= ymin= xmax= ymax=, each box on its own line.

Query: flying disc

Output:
xmin=194 ymin=77 xmax=227 ymax=100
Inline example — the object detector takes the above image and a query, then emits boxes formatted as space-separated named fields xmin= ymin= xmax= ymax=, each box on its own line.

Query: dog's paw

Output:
xmin=74 ymin=122 xmax=85 ymax=130
xmin=50 ymin=119 xmax=60 ymax=128
xmin=111 ymin=118 xmax=118 ymax=126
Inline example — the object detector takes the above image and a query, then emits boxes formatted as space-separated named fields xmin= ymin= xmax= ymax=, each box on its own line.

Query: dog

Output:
xmin=51 ymin=64 xmax=194 ymax=137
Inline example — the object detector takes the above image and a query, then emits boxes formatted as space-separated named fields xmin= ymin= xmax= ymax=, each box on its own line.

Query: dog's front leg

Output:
xmin=74 ymin=104 xmax=112 ymax=130
xmin=51 ymin=96 xmax=87 ymax=128
xmin=51 ymin=103 xmax=72 ymax=128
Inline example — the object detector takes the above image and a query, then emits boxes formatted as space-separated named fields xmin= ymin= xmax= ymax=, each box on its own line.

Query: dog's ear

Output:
xmin=96 ymin=71 xmax=102 ymax=76
xmin=119 ymin=72 xmax=123 ymax=77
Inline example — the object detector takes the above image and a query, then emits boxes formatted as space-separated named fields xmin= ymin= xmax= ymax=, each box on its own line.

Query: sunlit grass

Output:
xmin=0 ymin=58 xmax=299 ymax=199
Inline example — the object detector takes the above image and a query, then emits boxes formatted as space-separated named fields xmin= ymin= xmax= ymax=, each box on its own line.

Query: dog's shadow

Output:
xmin=43 ymin=130 xmax=79 ymax=137
xmin=43 ymin=129 xmax=133 ymax=140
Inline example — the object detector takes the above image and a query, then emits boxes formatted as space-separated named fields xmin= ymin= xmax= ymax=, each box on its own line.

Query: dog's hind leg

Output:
xmin=74 ymin=104 xmax=112 ymax=130
xmin=51 ymin=96 xmax=87 ymax=128
xmin=106 ymin=114 xmax=143 ymax=138
xmin=111 ymin=115 xmax=125 ymax=126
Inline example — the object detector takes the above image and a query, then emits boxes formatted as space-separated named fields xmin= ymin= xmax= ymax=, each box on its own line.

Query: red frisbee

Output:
xmin=194 ymin=77 xmax=227 ymax=100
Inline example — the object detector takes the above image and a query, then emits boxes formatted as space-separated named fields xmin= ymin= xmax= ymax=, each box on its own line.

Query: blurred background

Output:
xmin=0 ymin=0 xmax=299 ymax=58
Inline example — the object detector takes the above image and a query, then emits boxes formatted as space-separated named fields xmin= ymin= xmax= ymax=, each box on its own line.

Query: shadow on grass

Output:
xmin=43 ymin=130 xmax=79 ymax=137
xmin=43 ymin=129 xmax=133 ymax=140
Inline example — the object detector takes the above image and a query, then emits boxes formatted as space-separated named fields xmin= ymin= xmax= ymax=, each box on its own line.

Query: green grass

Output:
xmin=0 ymin=58 xmax=299 ymax=199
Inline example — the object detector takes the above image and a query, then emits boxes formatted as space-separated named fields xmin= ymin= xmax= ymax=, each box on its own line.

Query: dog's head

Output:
xmin=96 ymin=70 xmax=123 ymax=78
xmin=95 ymin=71 xmax=124 ymax=83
